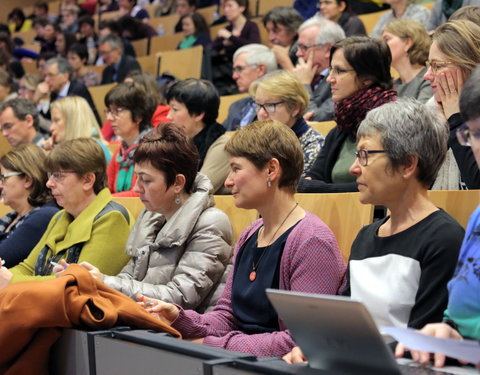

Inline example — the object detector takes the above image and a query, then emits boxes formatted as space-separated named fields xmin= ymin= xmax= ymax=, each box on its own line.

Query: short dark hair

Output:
xmin=78 ymin=14 xmax=95 ymax=28
xmin=8 ymin=8 xmax=26 ymax=23
xmin=330 ymin=36 xmax=393 ymax=90
xmin=45 ymin=138 xmax=107 ymax=194
xmin=165 ymin=78 xmax=219 ymax=125
xmin=262 ymin=6 xmax=303 ymax=34
xmin=0 ymin=98 xmax=39 ymax=131
xmin=134 ymin=123 xmax=199 ymax=194
xmin=68 ymin=43 xmax=88 ymax=61
xmin=460 ymin=66 xmax=480 ymax=122
xmin=105 ymin=81 xmax=154 ymax=131
xmin=0 ymin=70 xmax=13 ymax=92
xmin=0 ymin=32 xmax=14 ymax=54
xmin=34 ymin=1 xmax=49 ymax=13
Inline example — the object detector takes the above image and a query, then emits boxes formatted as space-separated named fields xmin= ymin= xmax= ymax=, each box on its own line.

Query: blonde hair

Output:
xmin=225 ymin=120 xmax=304 ymax=193
xmin=384 ymin=19 xmax=431 ymax=66
xmin=249 ymin=70 xmax=309 ymax=117
xmin=432 ymin=20 xmax=480 ymax=74
xmin=51 ymin=96 xmax=104 ymax=142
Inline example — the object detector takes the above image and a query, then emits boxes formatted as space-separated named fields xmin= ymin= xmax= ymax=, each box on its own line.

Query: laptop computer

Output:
xmin=266 ymin=289 xmax=455 ymax=375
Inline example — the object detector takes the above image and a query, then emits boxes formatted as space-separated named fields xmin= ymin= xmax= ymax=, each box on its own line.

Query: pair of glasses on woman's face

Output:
xmin=252 ymin=101 xmax=285 ymax=114
xmin=104 ymin=107 xmax=125 ymax=117
xmin=354 ymin=149 xmax=386 ymax=167
xmin=457 ymin=125 xmax=480 ymax=147
xmin=0 ymin=171 xmax=24 ymax=183
xmin=425 ymin=60 xmax=457 ymax=74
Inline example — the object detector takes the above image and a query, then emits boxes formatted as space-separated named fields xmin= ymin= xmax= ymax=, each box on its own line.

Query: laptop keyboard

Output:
xmin=399 ymin=364 xmax=456 ymax=375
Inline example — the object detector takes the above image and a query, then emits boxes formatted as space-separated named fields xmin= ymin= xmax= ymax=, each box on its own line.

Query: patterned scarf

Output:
xmin=334 ymin=85 xmax=398 ymax=138
xmin=115 ymin=128 xmax=151 ymax=193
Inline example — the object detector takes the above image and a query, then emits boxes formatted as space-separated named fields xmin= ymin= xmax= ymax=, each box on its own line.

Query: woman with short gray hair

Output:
xmin=345 ymin=98 xmax=464 ymax=330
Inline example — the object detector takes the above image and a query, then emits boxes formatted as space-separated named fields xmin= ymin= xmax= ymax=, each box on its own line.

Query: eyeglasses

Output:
xmin=253 ymin=101 xmax=285 ymax=114
xmin=0 ymin=171 xmax=24 ymax=183
xmin=297 ymin=43 xmax=324 ymax=52
xmin=355 ymin=149 xmax=387 ymax=166
xmin=45 ymin=71 xmax=61 ymax=78
xmin=425 ymin=60 xmax=457 ymax=73
xmin=104 ymin=107 xmax=125 ymax=117
xmin=47 ymin=171 xmax=76 ymax=181
xmin=457 ymin=125 xmax=480 ymax=147
xmin=99 ymin=49 xmax=115 ymax=56
xmin=232 ymin=64 xmax=256 ymax=74
xmin=329 ymin=66 xmax=355 ymax=76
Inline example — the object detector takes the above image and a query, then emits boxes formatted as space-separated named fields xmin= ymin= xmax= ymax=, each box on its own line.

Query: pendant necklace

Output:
xmin=249 ymin=202 xmax=299 ymax=282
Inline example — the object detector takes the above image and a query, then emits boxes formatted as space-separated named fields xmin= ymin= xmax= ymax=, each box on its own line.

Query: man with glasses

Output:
xmin=37 ymin=57 xmax=100 ymax=125
xmin=293 ymin=16 xmax=345 ymax=121
xmin=99 ymin=34 xmax=141 ymax=84
xmin=223 ymin=44 xmax=277 ymax=131
xmin=0 ymin=98 xmax=48 ymax=147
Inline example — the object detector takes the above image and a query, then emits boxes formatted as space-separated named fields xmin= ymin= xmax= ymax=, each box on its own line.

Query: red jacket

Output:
xmin=0 ymin=265 xmax=180 ymax=375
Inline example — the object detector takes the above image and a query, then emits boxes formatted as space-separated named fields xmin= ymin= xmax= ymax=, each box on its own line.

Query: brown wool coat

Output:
xmin=0 ymin=265 xmax=180 ymax=375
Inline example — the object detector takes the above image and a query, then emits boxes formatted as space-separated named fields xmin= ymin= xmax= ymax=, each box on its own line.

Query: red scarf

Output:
xmin=334 ymin=86 xmax=398 ymax=137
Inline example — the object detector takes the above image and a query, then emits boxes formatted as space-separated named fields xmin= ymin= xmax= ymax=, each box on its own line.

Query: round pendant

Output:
xmin=249 ymin=271 xmax=256 ymax=282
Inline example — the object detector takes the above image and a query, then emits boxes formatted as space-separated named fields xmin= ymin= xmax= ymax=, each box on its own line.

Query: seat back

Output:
xmin=88 ymin=83 xmax=117 ymax=124
xmin=308 ymin=121 xmax=337 ymax=137
xmin=428 ymin=189 xmax=480 ymax=229
xmin=218 ymin=93 xmax=249 ymax=124
xmin=158 ymin=46 xmax=203 ymax=79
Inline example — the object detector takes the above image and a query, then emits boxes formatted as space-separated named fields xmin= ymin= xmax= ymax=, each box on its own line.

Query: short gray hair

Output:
xmin=0 ymin=98 xmax=40 ymax=131
xmin=45 ymin=57 xmax=72 ymax=76
xmin=460 ymin=66 xmax=480 ymax=121
xmin=298 ymin=15 xmax=345 ymax=45
xmin=99 ymin=34 xmax=124 ymax=51
xmin=357 ymin=98 xmax=448 ymax=187
xmin=233 ymin=44 xmax=277 ymax=73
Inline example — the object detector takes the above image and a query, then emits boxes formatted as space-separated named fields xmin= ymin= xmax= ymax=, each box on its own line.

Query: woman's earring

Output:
xmin=175 ymin=194 xmax=181 ymax=204
xmin=267 ymin=177 xmax=272 ymax=187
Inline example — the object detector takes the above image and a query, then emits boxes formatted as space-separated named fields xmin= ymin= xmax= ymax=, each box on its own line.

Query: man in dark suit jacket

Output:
xmin=39 ymin=57 xmax=101 ymax=125
xmin=99 ymin=34 xmax=141 ymax=84
xmin=292 ymin=17 xmax=345 ymax=121
xmin=223 ymin=44 xmax=277 ymax=131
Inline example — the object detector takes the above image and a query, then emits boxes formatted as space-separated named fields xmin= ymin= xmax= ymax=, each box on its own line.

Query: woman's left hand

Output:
xmin=437 ymin=67 xmax=465 ymax=119
xmin=79 ymin=261 xmax=104 ymax=282
xmin=0 ymin=260 xmax=13 ymax=289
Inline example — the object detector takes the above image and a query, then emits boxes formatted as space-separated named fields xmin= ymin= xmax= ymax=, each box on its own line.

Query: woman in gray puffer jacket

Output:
xmin=80 ymin=124 xmax=233 ymax=312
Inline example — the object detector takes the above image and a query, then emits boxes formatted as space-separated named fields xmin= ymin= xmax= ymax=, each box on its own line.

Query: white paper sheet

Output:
xmin=382 ymin=326 xmax=480 ymax=365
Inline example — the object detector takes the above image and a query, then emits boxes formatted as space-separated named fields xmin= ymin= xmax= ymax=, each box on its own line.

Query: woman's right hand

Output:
xmin=395 ymin=322 xmax=464 ymax=368
xmin=283 ymin=346 xmax=308 ymax=364
xmin=136 ymin=294 xmax=180 ymax=324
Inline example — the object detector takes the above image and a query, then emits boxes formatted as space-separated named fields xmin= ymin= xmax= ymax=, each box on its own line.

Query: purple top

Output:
xmin=172 ymin=211 xmax=346 ymax=357
xmin=211 ymin=19 xmax=260 ymax=58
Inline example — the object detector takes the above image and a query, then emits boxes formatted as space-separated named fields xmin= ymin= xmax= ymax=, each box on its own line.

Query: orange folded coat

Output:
xmin=0 ymin=265 xmax=180 ymax=375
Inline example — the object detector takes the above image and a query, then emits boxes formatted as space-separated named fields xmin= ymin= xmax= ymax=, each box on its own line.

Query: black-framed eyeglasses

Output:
xmin=104 ymin=107 xmax=126 ymax=117
xmin=355 ymin=149 xmax=387 ymax=166
xmin=0 ymin=171 xmax=24 ymax=183
xmin=457 ymin=125 xmax=480 ymax=147
xmin=253 ymin=101 xmax=285 ymax=114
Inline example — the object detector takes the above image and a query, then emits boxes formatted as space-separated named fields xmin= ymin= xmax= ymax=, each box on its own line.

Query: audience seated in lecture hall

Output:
xmin=0 ymin=138 xmax=132 ymax=289
xmin=137 ymin=120 xmax=346 ymax=357
xmin=298 ymin=36 xmax=397 ymax=193
xmin=395 ymin=66 xmax=480 ymax=370
xmin=0 ymin=145 xmax=59 ymax=268
xmin=77 ymin=124 xmax=233 ymax=312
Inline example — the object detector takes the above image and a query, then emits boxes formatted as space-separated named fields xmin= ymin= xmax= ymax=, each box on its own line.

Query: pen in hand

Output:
xmin=50 ymin=261 xmax=67 ymax=270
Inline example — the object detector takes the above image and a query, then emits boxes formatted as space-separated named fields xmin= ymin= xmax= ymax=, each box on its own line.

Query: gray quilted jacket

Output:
xmin=103 ymin=173 xmax=234 ymax=312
